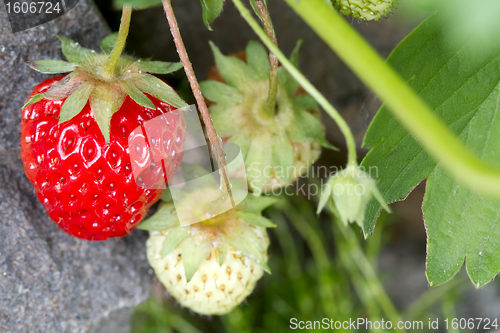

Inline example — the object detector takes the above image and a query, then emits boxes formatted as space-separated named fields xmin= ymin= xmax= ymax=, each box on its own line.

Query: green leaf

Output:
xmin=100 ymin=33 xmax=118 ymax=53
xmin=42 ymin=73 xmax=85 ymax=101
xmin=28 ymin=60 xmax=77 ymax=74
xmin=424 ymin=85 xmax=500 ymax=288
xmin=287 ymin=109 xmax=336 ymax=150
xmin=317 ymin=179 xmax=333 ymax=214
xmin=137 ymin=61 xmax=183 ymax=74
xmin=217 ymin=234 xmax=228 ymax=266
xmin=200 ymin=80 xmax=242 ymax=104
xmin=181 ymin=237 xmax=212 ymax=282
xmin=360 ymin=12 xmax=500 ymax=287
xmin=239 ymin=195 xmax=279 ymax=213
xmin=161 ymin=228 xmax=189 ymax=258
xmin=199 ymin=0 xmax=224 ymax=30
xmin=89 ymin=85 xmax=125 ymax=143
xmin=237 ymin=211 xmax=276 ymax=228
xmin=138 ymin=203 xmax=179 ymax=231
xmin=59 ymin=83 xmax=93 ymax=124
xmin=292 ymin=95 xmax=319 ymax=110
xmin=278 ymin=40 xmax=302 ymax=95
xmin=361 ymin=12 xmax=500 ymax=234
xmin=209 ymin=41 xmax=256 ymax=89
xmin=289 ymin=39 xmax=302 ymax=68
xmin=23 ymin=94 xmax=44 ymax=108
xmin=124 ymin=83 xmax=156 ymax=110
xmin=133 ymin=74 xmax=187 ymax=109
xmin=226 ymin=223 xmax=270 ymax=272
xmin=246 ymin=40 xmax=269 ymax=80
xmin=227 ymin=132 xmax=251 ymax=160
xmin=431 ymin=0 xmax=500 ymax=55
xmin=55 ymin=35 xmax=95 ymax=63
xmin=113 ymin=0 xmax=161 ymax=9
xmin=246 ymin=134 xmax=273 ymax=195
xmin=272 ymin=131 xmax=294 ymax=184
xmin=210 ymin=103 xmax=237 ymax=138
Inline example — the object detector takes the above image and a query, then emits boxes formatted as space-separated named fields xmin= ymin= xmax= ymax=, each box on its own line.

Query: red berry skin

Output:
xmin=21 ymin=76 xmax=185 ymax=240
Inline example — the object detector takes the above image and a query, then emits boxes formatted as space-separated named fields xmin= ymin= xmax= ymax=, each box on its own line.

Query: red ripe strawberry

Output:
xmin=20 ymin=34 xmax=187 ymax=240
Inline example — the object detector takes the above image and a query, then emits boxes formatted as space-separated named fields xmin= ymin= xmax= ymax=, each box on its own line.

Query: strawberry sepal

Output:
xmin=201 ymin=40 xmax=336 ymax=194
xmin=26 ymin=34 xmax=186 ymax=143
xmin=28 ymin=60 xmax=77 ymax=74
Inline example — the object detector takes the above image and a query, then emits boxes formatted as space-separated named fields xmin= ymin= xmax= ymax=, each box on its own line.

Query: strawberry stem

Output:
xmin=99 ymin=5 xmax=132 ymax=81
xmin=255 ymin=0 xmax=279 ymax=119
xmin=161 ymin=0 xmax=231 ymax=194
xmin=232 ymin=0 xmax=358 ymax=166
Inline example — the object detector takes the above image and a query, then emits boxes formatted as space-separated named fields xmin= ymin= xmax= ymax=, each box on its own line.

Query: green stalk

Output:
xmin=254 ymin=0 xmax=279 ymax=119
xmin=231 ymin=0 xmax=358 ymax=166
xmin=282 ymin=0 xmax=500 ymax=199
xmin=268 ymin=209 xmax=303 ymax=277
xmin=332 ymin=226 xmax=383 ymax=332
xmin=334 ymin=220 xmax=404 ymax=332
xmin=280 ymin=200 xmax=338 ymax=317
xmin=99 ymin=5 xmax=132 ymax=81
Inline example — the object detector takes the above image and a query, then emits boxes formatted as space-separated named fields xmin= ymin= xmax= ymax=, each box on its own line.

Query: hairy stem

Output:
xmin=232 ymin=0 xmax=357 ymax=166
xmin=255 ymin=0 xmax=279 ymax=118
xmin=283 ymin=0 xmax=500 ymax=199
xmin=162 ymin=0 xmax=230 ymax=193
xmin=100 ymin=5 xmax=132 ymax=81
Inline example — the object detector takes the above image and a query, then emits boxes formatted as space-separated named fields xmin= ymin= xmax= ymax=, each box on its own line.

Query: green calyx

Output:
xmin=139 ymin=164 xmax=277 ymax=281
xmin=317 ymin=163 xmax=391 ymax=230
xmin=24 ymin=34 xmax=186 ymax=142
xmin=200 ymin=40 xmax=336 ymax=194
xmin=331 ymin=0 xmax=398 ymax=21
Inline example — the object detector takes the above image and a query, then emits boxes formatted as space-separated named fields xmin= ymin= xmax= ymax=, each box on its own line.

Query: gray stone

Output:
xmin=0 ymin=1 xmax=153 ymax=332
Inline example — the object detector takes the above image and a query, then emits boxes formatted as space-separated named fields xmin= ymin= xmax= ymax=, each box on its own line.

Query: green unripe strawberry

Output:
xmin=332 ymin=0 xmax=398 ymax=21
xmin=200 ymin=40 xmax=335 ymax=195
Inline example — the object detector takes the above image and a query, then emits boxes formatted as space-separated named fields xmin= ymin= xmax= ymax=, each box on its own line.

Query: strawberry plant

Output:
xmin=110 ymin=0 xmax=500 ymax=320
xmin=15 ymin=0 xmax=500 ymax=328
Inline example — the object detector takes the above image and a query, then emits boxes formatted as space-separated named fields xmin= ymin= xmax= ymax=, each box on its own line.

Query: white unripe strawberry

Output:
xmin=141 ymin=168 xmax=276 ymax=315
xmin=147 ymin=239 xmax=265 ymax=315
